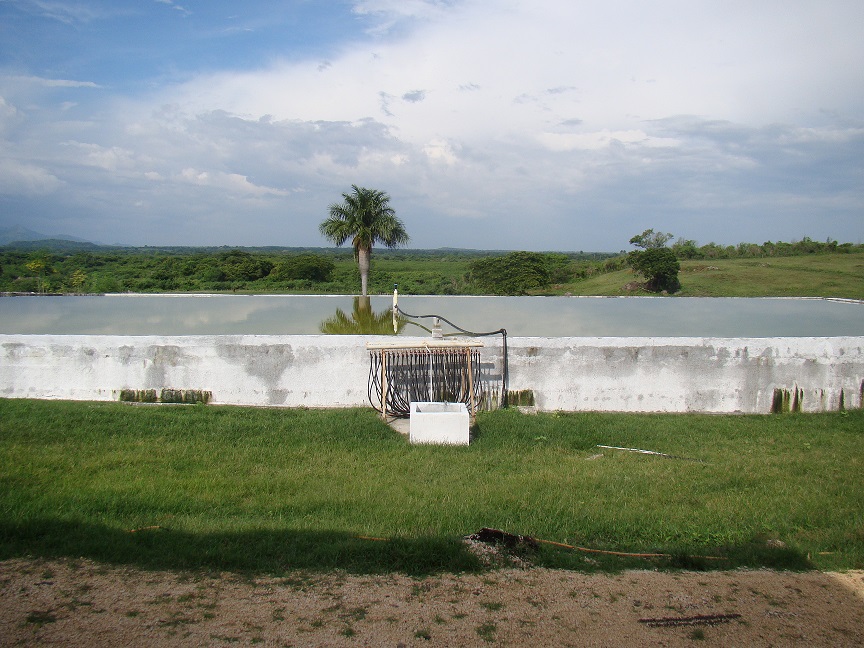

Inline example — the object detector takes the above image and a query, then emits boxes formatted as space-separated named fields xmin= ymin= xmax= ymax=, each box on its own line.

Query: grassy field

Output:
xmin=546 ymin=251 xmax=864 ymax=299
xmin=2 ymin=399 xmax=862 ymax=576
xmin=347 ymin=250 xmax=864 ymax=299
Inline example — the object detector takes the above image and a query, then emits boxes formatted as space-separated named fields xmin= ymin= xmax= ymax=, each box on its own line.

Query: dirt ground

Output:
xmin=2 ymin=557 xmax=863 ymax=647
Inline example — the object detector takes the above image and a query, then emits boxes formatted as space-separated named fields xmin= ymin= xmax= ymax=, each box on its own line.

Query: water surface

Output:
xmin=0 ymin=294 xmax=862 ymax=337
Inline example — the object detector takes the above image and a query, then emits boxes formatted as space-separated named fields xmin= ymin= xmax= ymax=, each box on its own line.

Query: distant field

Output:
xmin=550 ymin=252 xmax=864 ymax=300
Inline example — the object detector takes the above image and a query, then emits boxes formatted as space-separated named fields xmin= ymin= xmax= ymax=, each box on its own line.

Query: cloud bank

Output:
xmin=0 ymin=0 xmax=862 ymax=249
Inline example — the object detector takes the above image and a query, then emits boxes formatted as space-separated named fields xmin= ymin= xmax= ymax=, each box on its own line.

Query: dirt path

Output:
xmin=2 ymin=558 xmax=863 ymax=647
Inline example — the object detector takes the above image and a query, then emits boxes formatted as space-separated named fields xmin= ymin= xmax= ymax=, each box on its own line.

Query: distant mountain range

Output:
xmin=0 ymin=225 xmax=95 ymax=247
xmin=0 ymin=225 xmax=616 ymax=257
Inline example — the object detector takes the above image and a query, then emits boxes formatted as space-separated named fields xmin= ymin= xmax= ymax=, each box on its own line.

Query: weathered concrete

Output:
xmin=1 ymin=334 xmax=862 ymax=414
xmin=503 ymin=336 xmax=863 ymax=413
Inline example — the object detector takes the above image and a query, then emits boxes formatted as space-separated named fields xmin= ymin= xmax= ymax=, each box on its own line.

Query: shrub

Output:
xmin=468 ymin=252 xmax=553 ymax=295
xmin=218 ymin=250 xmax=273 ymax=281
xmin=628 ymin=247 xmax=681 ymax=293
xmin=269 ymin=255 xmax=334 ymax=282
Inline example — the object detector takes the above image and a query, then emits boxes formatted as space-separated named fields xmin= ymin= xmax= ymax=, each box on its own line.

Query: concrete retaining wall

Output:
xmin=1 ymin=334 xmax=862 ymax=414
xmin=505 ymin=336 xmax=863 ymax=413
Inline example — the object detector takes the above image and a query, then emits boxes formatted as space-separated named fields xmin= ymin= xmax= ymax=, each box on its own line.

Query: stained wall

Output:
xmin=1 ymin=334 xmax=862 ymax=413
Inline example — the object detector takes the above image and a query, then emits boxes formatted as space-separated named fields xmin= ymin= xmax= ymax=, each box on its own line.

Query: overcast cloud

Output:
xmin=0 ymin=0 xmax=862 ymax=250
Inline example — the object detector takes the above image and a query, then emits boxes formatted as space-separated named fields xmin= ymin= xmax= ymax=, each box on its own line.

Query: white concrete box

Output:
xmin=409 ymin=402 xmax=470 ymax=445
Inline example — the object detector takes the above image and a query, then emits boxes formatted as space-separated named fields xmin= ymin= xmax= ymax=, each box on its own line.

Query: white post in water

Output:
xmin=392 ymin=284 xmax=399 ymax=333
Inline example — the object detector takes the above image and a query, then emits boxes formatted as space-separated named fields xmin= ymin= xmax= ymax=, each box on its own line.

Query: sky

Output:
xmin=0 ymin=0 xmax=862 ymax=252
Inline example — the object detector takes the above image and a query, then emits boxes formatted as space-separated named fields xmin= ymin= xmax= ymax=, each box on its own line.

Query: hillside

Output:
xmin=552 ymin=252 xmax=864 ymax=300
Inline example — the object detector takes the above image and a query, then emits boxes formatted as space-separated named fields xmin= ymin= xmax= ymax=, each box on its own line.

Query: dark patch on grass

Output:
xmin=25 ymin=610 xmax=57 ymax=627
xmin=0 ymin=519 xmax=482 ymax=577
xmin=158 ymin=613 xmax=196 ymax=628
xmin=479 ymin=601 xmax=503 ymax=611
xmin=476 ymin=621 xmax=497 ymax=642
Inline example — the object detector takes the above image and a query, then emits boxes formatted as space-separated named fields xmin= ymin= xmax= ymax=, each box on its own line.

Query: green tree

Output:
xmin=218 ymin=250 xmax=273 ymax=282
xmin=671 ymin=237 xmax=701 ymax=259
xmin=319 ymin=185 xmax=409 ymax=296
xmin=69 ymin=269 xmax=87 ymax=293
xmin=629 ymin=228 xmax=673 ymax=250
xmin=25 ymin=256 xmax=47 ymax=293
xmin=628 ymin=247 xmax=681 ymax=293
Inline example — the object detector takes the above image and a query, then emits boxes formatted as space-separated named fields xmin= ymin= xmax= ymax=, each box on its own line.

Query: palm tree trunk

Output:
xmin=358 ymin=246 xmax=371 ymax=296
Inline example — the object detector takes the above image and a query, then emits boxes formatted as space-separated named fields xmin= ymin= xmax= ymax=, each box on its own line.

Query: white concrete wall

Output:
xmin=503 ymin=337 xmax=864 ymax=413
xmin=1 ymin=334 xmax=862 ymax=413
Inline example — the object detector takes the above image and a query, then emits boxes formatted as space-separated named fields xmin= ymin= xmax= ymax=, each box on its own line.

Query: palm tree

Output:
xmin=319 ymin=185 xmax=409 ymax=296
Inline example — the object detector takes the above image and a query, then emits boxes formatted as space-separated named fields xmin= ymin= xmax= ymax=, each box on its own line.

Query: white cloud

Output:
xmin=422 ymin=138 xmax=458 ymax=164
xmin=0 ymin=157 xmax=63 ymax=194
xmin=537 ymin=130 xmax=681 ymax=152
xmin=62 ymin=142 xmax=136 ymax=172
xmin=351 ymin=0 xmax=454 ymax=34
xmin=3 ymin=75 xmax=101 ymax=92
xmin=0 ymin=96 xmax=19 ymax=133
xmin=38 ymin=78 xmax=101 ymax=89
xmin=159 ymin=0 xmax=191 ymax=17
xmin=10 ymin=0 xmax=103 ymax=24
xmin=152 ymin=0 xmax=864 ymax=152
xmin=176 ymin=168 xmax=288 ymax=197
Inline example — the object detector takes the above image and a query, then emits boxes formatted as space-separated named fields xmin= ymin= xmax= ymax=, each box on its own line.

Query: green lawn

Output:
xmin=551 ymin=252 xmax=864 ymax=299
xmin=2 ymin=399 xmax=861 ymax=576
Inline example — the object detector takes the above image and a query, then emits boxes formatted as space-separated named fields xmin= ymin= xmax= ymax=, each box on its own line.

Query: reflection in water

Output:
xmin=0 ymin=294 xmax=862 ymax=337
xmin=319 ymin=296 xmax=403 ymax=335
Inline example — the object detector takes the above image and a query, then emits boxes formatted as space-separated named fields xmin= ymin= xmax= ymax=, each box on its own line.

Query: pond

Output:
xmin=1 ymin=294 xmax=862 ymax=337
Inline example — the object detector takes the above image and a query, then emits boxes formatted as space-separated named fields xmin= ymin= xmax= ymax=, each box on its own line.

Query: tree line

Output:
xmin=0 ymin=247 xmax=601 ymax=295
xmin=670 ymin=236 xmax=857 ymax=259
xmin=0 ymin=236 xmax=858 ymax=296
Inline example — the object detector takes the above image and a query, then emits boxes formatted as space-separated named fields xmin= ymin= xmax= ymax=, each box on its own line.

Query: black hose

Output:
xmin=394 ymin=304 xmax=508 ymax=408
xmin=367 ymin=347 xmax=485 ymax=418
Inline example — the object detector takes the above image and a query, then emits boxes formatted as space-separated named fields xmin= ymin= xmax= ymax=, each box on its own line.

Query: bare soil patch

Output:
xmin=2 ymin=558 xmax=862 ymax=647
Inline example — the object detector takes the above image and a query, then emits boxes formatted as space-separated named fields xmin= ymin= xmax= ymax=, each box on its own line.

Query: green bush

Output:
xmin=218 ymin=250 xmax=273 ymax=282
xmin=468 ymin=252 xmax=553 ymax=294
xmin=269 ymin=255 xmax=334 ymax=282
xmin=628 ymin=247 xmax=681 ymax=293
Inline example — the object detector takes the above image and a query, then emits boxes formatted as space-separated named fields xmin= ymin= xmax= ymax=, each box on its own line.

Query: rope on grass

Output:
xmin=465 ymin=529 xmax=728 ymax=561
xmin=356 ymin=529 xmax=729 ymax=561
xmin=127 ymin=525 xmax=164 ymax=533
xmin=535 ymin=538 xmax=728 ymax=561
xmin=535 ymin=538 xmax=669 ymax=558
xmin=597 ymin=445 xmax=705 ymax=463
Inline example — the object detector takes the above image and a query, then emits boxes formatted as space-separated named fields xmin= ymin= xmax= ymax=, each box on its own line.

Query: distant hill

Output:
xmin=0 ymin=225 xmax=618 ymax=258
xmin=1 ymin=238 xmax=109 ymax=252
xmin=0 ymin=225 xmax=93 ymax=247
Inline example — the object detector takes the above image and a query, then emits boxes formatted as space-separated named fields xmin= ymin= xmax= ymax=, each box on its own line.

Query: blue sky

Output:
xmin=1 ymin=0 xmax=862 ymax=251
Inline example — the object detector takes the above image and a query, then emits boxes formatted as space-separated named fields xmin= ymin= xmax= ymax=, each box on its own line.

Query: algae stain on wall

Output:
xmin=771 ymin=387 xmax=803 ymax=414
xmin=118 ymin=389 xmax=212 ymax=404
